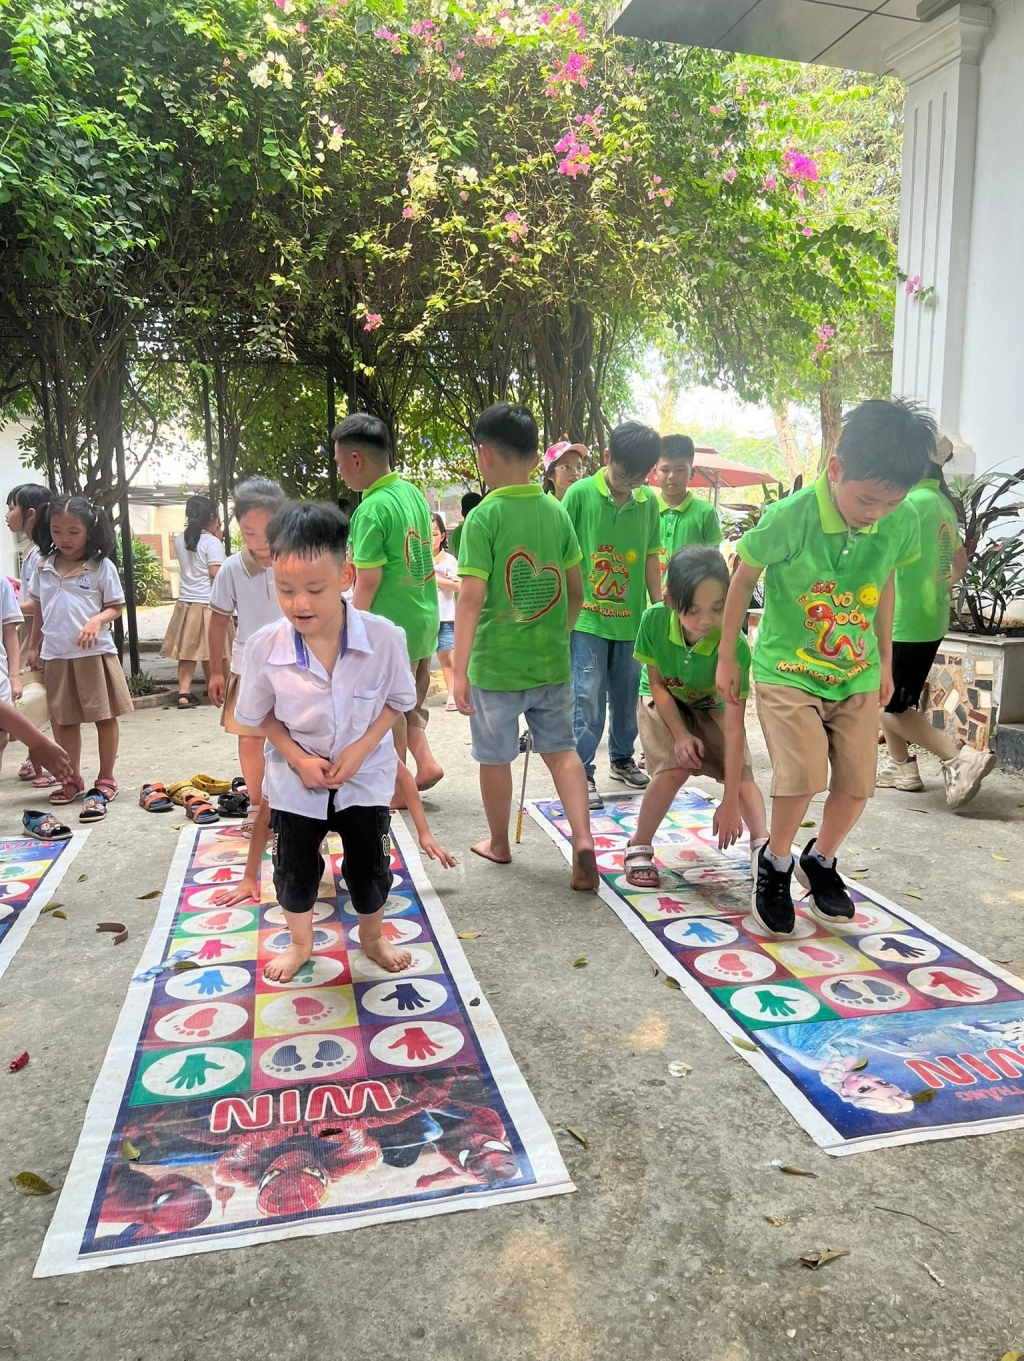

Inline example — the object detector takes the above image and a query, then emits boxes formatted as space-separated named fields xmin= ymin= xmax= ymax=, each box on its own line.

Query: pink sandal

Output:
xmin=31 ymin=769 xmax=61 ymax=789
xmin=49 ymin=776 xmax=85 ymax=806
xmin=94 ymin=778 xmax=118 ymax=802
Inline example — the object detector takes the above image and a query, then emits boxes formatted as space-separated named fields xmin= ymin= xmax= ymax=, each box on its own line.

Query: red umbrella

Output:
xmin=689 ymin=448 xmax=775 ymax=506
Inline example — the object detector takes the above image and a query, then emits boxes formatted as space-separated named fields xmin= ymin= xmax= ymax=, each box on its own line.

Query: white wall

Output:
xmin=0 ymin=422 xmax=42 ymax=582
xmin=959 ymin=0 xmax=1024 ymax=477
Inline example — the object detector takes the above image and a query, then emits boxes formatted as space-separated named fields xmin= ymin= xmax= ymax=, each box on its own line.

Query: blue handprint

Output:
xmin=878 ymin=936 xmax=926 ymax=960
xmin=184 ymin=968 xmax=230 ymax=997
xmin=381 ymin=982 xmax=430 ymax=1011
xmin=683 ymin=921 xmax=723 ymax=945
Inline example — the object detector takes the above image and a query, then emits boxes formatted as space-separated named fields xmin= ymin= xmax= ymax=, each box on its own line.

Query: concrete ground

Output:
xmin=0 ymin=693 xmax=1023 ymax=1361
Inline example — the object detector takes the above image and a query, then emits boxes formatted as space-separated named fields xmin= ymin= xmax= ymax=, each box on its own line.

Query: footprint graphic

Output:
xmin=312 ymin=1039 xmax=347 ymax=1070
xmin=266 ymin=1043 xmax=306 ymax=1074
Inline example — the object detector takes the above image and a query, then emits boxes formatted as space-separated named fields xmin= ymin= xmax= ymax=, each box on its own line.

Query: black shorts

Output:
xmin=271 ymin=805 xmax=392 ymax=916
xmin=884 ymin=639 xmax=943 ymax=715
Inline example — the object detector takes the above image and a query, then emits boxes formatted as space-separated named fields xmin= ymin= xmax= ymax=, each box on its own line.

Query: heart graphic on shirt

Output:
xmin=505 ymin=550 xmax=562 ymax=622
xmin=404 ymin=528 xmax=435 ymax=586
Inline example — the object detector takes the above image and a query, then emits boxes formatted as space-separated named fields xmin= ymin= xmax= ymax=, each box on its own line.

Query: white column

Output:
xmin=886 ymin=4 xmax=991 ymax=471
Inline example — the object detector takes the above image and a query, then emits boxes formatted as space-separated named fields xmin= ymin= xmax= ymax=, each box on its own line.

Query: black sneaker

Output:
xmin=752 ymin=844 xmax=796 ymax=936
xmin=795 ymin=839 xmax=855 ymax=923
xmin=608 ymin=757 xmax=649 ymax=789
xmin=586 ymin=778 xmax=604 ymax=811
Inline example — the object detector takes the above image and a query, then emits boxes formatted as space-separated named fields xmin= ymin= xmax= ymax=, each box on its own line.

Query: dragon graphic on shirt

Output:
xmin=784 ymin=578 xmax=879 ymax=684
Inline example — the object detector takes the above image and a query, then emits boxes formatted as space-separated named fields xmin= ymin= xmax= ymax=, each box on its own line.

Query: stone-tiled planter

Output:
xmin=923 ymin=632 xmax=1024 ymax=751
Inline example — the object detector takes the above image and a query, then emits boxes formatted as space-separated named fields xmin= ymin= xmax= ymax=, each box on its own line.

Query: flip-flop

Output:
xmin=470 ymin=844 xmax=512 ymax=866
xmin=79 ymin=789 xmax=108 ymax=823
xmin=23 ymin=809 xmax=72 ymax=841
xmin=140 ymin=782 xmax=174 ymax=813
xmin=183 ymin=791 xmax=220 ymax=825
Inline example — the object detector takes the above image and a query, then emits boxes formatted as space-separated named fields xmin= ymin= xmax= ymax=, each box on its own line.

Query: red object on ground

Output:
xmin=8 ymin=1051 xmax=29 ymax=1072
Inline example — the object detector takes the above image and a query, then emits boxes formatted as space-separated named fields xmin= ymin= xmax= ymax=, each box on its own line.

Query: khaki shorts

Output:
xmin=392 ymin=654 xmax=432 ymax=752
xmin=221 ymin=670 xmax=265 ymax=739
xmin=636 ymin=696 xmax=753 ymax=784
xmin=755 ymin=683 xmax=879 ymax=800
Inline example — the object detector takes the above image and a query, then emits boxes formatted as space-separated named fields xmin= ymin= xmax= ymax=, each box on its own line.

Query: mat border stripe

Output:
xmin=0 ymin=831 xmax=90 ymax=982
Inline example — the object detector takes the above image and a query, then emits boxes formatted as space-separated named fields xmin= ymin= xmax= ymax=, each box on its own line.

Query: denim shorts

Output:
xmin=436 ymin=620 xmax=455 ymax=653
xmin=469 ymin=681 xmax=575 ymax=765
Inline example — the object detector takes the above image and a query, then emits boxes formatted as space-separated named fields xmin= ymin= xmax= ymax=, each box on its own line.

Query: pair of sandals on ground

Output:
xmin=139 ymin=773 xmax=249 ymax=826
xmin=22 ymin=774 xmax=119 ymax=841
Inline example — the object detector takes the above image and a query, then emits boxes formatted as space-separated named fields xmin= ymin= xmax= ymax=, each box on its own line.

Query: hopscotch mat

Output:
xmin=36 ymin=820 xmax=572 ymax=1275
xmin=529 ymin=790 xmax=1024 ymax=1156
xmin=0 ymin=833 xmax=89 ymax=981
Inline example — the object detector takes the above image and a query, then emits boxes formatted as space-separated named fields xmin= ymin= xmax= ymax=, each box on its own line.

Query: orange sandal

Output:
xmin=183 ymin=791 xmax=220 ymax=825
xmin=139 ymin=782 xmax=173 ymax=813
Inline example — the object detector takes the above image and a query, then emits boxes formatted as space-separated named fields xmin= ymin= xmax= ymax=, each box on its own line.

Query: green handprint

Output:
xmin=169 ymin=1053 xmax=227 ymax=1091
xmin=755 ymin=989 xmax=797 ymax=1019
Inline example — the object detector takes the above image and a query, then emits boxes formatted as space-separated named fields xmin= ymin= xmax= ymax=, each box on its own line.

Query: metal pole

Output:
xmin=115 ymin=425 xmax=140 ymax=677
xmin=515 ymin=732 xmax=533 ymax=845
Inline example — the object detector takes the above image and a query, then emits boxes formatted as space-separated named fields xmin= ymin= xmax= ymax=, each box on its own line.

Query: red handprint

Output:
xmin=717 ymin=952 xmax=755 ymax=979
xmin=195 ymin=938 xmax=230 ymax=962
xmin=381 ymin=921 xmax=406 ymax=944
xmin=388 ymin=1027 xmax=443 ymax=1061
xmin=171 ymin=1007 xmax=219 ymax=1039
xmin=292 ymin=997 xmax=328 ymax=1025
xmin=202 ymin=911 xmax=234 ymax=931
xmin=210 ymin=868 xmax=237 ymax=883
xmin=800 ymin=945 xmax=843 ymax=967
xmin=928 ymin=971 xmax=980 ymax=998
xmin=656 ymin=896 xmax=686 ymax=915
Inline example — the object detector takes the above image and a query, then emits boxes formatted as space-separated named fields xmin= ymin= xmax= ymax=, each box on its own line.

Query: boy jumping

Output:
xmin=453 ymin=403 xmax=598 ymax=891
xmin=718 ymin=399 xmax=933 ymax=936
xmin=235 ymin=502 xmax=416 ymax=982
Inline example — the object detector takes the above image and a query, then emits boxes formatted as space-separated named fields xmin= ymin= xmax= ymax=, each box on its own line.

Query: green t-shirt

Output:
xmin=737 ymin=474 xmax=921 ymax=699
xmin=448 ymin=522 xmax=464 ymax=557
xmin=349 ymin=471 xmax=439 ymax=661
xmin=561 ymin=469 xmax=662 ymax=642
xmin=893 ymin=479 xmax=962 ymax=643
xmin=457 ymin=484 xmax=582 ymax=691
xmin=635 ymin=603 xmax=750 ymax=708
xmin=655 ymin=491 xmax=723 ymax=578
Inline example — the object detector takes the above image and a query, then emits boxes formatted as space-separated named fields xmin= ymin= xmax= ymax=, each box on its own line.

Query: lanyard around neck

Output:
xmin=293 ymin=619 xmax=348 ymax=674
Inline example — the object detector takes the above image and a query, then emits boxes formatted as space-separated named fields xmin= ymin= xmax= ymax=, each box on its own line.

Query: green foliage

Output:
xmin=947 ymin=469 xmax=1024 ymax=635
xmin=115 ymin=536 xmax=166 ymax=607
xmin=126 ymin=669 xmax=159 ymax=697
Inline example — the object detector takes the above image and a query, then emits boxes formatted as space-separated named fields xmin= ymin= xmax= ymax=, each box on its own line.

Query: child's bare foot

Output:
xmin=415 ymin=761 xmax=445 ymax=792
xmin=361 ymin=931 xmax=412 ymax=973
xmin=571 ymin=846 xmax=599 ymax=892
xmin=471 ymin=839 xmax=512 ymax=865
xmin=263 ymin=941 xmax=313 ymax=983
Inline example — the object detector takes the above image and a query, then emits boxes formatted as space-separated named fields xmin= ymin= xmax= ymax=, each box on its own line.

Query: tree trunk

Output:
xmin=772 ymin=403 xmax=806 ymax=485
xmin=818 ymin=375 xmax=843 ymax=470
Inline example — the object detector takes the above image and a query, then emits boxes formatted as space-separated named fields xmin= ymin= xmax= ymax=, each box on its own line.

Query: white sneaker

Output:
xmin=876 ymin=755 xmax=924 ymax=792
xmin=942 ymin=746 xmax=997 ymax=809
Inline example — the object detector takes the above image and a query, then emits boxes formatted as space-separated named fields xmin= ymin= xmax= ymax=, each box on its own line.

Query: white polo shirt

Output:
xmin=209 ymin=549 xmax=282 ymax=675
xmin=27 ymin=556 xmax=124 ymax=661
xmin=0 ymin=576 xmax=24 ymax=702
xmin=174 ymin=531 xmax=224 ymax=604
xmin=19 ymin=544 xmax=38 ymax=602
xmin=235 ymin=606 xmax=417 ymax=819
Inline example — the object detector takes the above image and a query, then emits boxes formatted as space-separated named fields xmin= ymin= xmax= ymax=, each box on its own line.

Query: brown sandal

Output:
xmin=183 ymin=791 xmax=220 ymax=824
xmin=140 ymin=782 xmax=174 ymax=813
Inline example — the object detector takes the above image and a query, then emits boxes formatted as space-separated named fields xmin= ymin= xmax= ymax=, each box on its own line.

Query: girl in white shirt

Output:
xmin=431 ymin=512 xmax=459 ymax=710
xmin=5 ymin=482 xmax=52 ymax=783
xmin=25 ymin=496 xmax=133 ymax=818
xmin=160 ymin=495 xmax=225 ymax=710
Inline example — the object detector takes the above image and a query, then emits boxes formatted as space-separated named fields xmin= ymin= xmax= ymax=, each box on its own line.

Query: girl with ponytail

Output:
xmin=160 ymin=494 xmax=225 ymax=710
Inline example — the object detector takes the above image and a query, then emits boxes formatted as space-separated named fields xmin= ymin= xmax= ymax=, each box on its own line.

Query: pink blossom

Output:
xmin=764 ymin=175 xmax=776 ymax=191
xmin=738 ymin=81 xmax=748 ymax=94
xmin=652 ymin=175 xmax=661 ymax=185
xmin=664 ymin=195 xmax=674 ymax=206
xmin=545 ymin=50 xmax=592 ymax=96
xmin=473 ymin=29 xmax=497 ymax=45
xmin=556 ymin=130 xmax=592 ymax=177
xmin=460 ymin=190 xmax=469 ymax=201
xmin=510 ymin=254 xmax=519 ymax=263
xmin=783 ymin=147 xmax=819 ymax=183
xmin=709 ymin=104 xmax=724 ymax=116
xmin=802 ymin=226 xmax=813 ymax=237
xmin=722 ymin=167 xmax=737 ymax=183
xmin=402 ymin=205 xmax=416 ymax=219
xmin=363 ymin=313 xmax=383 ymax=332
xmin=905 ymin=275 xmax=922 ymax=296
xmin=456 ymin=49 xmax=465 ymax=58
xmin=273 ymin=0 xmax=286 ymax=8
xmin=448 ymin=62 xmax=463 ymax=80
xmin=297 ymin=21 xmax=307 ymax=32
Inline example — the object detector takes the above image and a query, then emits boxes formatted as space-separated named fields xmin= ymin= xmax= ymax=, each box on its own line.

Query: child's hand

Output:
xmin=716 ymin=658 xmax=742 ymax=706
xmin=9 ymin=677 xmax=22 ymax=703
xmin=77 ymin=615 xmax=102 ymax=649
xmin=673 ymin=734 xmax=704 ymax=770
xmin=419 ymin=833 xmax=457 ymax=869
xmin=453 ymin=675 xmax=475 ymax=716
xmin=712 ymin=797 xmax=744 ymax=850
xmin=25 ymin=649 xmax=39 ymax=672
xmin=211 ymin=878 xmax=259 ymax=907
xmin=29 ymin=736 xmax=72 ymax=782
xmin=293 ymin=754 xmax=334 ymax=790
xmin=878 ymin=665 xmax=894 ymax=709
xmin=208 ymin=673 xmax=226 ymax=708
xmin=326 ymin=742 xmax=366 ymax=788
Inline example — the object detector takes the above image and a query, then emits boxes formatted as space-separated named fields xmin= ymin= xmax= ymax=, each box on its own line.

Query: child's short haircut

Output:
xmin=234 ymin=476 xmax=285 ymax=523
xmin=609 ymin=421 xmax=662 ymax=477
xmin=331 ymin=413 xmax=392 ymax=464
xmin=474 ymin=403 xmax=539 ymax=461
xmin=836 ymin=398 xmax=937 ymax=489
xmin=660 ymin=435 xmax=695 ymax=464
xmin=7 ymin=483 xmax=52 ymax=515
xmin=664 ymin=545 xmax=729 ymax=613
xmin=267 ymin=502 xmax=350 ymax=563
xmin=460 ymin=491 xmax=483 ymax=517
xmin=35 ymin=495 xmax=116 ymax=561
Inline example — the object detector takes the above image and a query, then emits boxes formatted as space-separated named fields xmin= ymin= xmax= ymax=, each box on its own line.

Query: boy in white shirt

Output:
xmin=235 ymin=502 xmax=417 ymax=983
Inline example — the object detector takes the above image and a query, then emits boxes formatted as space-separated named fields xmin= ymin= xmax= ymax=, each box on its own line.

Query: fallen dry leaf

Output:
xmin=96 ymin=922 xmax=126 ymax=933
xmin=921 ymin=1261 xmax=944 ymax=1287
xmin=1000 ymin=1352 xmax=1023 ymax=1361
xmin=171 ymin=960 xmax=199 ymax=971
xmin=456 ymin=931 xmax=482 ymax=940
xmin=663 ymin=975 xmax=681 ymax=991
xmin=668 ymin=1061 xmax=692 ymax=1077
xmin=785 ymin=1248 xmax=848 ymax=1270
xmin=565 ymin=1125 xmax=589 ymax=1149
xmin=113 ymin=929 xmax=129 ymax=945
xmin=50 ymin=909 xmax=67 ymax=920
xmin=911 ymin=1089 xmax=936 ymax=1104
xmin=121 ymin=1139 xmax=141 ymax=1162
xmin=799 ymin=820 xmax=816 ymax=828
xmin=771 ymin=1161 xmax=818 ymax=1178
xmin=765 ymin=1214 xmax=791 ymax=1227
xmin=77 ymin=874 xmax=88 ymax=883
xmin=137 ymin=890 xmax=161 ymax=900
xmin=850 ymin=1056 xmax=869 ymax=1071
xmin=904 ymin=891 xmax=923 ymax=900
xmin=572 ymin=957 xmax=588 ymax=968
xmin=40 ymin=902 xmax=63 ymax=915
xmin=992 ymin=853 xmax=1010 ymax=862
xmin=10 ymin=1171 xmax=55 ymax=1196
xmin=731 ymin=1035 xmax=757 ymax=1051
